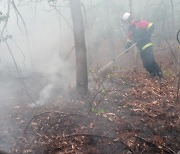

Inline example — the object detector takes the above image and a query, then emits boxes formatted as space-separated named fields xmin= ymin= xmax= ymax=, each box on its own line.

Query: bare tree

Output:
xmin=170 ymin=0 xmax=175 ymax=35
xmin=100 ymin=0 xmax=116 ymax=61
xmin=69 ymin=0 xmax=88 ymax=95
xmin=129 ymin=0 xmax=133 ymax=13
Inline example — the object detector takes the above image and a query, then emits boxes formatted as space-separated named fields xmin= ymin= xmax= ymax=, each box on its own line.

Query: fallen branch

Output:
xmin=64 ymin=133 xmax=135 ymax=154
xmin=24 ymin=111 xmax=90 ymax=134
xmin=135 ymin=135 xmax=176 ymax=154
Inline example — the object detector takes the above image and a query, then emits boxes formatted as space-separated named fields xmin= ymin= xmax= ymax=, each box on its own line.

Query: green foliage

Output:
xmin=163 ymin=70 xmax=174 ymax=78
xmin=91 ymin=107 xmax=105 ymax=115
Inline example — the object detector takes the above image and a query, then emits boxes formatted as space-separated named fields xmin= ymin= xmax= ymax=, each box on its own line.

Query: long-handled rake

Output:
xmin=98 ymin=43 xmax=137 ymax=73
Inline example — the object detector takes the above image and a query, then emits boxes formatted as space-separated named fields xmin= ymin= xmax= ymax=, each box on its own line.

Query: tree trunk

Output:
xmin=103 ymin=0 xmax=116 ymax=61
xmin=170 ymin=0 xmax=175 ymax=36
xmin=69 ymin=0 xmax=88 ymax=95
xmin=129 ymin=0 xmax=133 ymax=13
xmin=129 ymin=0 xmax=138 ymax=67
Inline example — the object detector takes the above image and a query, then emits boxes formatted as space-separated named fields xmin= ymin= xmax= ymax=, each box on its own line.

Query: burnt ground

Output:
xmin=0 ymin=52 xmax=180 ymax=154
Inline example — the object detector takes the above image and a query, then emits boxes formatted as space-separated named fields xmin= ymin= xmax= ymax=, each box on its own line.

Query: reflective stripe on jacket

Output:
xmin=147 ymin=23 xmax=153 ymax=30
xmin=142 ymin=43 xmax=153 ymax=50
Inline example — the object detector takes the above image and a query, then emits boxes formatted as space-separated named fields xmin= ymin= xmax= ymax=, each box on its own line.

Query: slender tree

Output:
xmin=102 ymin=0 xmax=116 ymax=60
xmin=129 ymin=0 xmax=133 ymax=13
xmin=69 ymin=0 xmax=88 ymax=95
xmin=170 ymin=0 xmax=175 ymax=35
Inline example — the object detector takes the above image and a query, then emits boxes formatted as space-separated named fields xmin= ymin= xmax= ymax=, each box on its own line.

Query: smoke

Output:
xmin=0 ymin=1 xmax=76 ymax=151
xmin=34 ymin=83 xmax=53 ymax=106
xmin=0 ymin=0 xmax=140 ymax=113
xmin=0 ymin=0 xmax=177 ymax=152
xmin=0 ymin=0 xmax=77 ymax=108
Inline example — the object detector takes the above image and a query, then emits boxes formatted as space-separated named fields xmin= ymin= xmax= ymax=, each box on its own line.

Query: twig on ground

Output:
xmin=64 ymin=133 xmax=135 ymax=154
xmin=24 ymin=111 xmax=90 ymax=134
xmin=135 ymin=135 xmax=176 ymax=154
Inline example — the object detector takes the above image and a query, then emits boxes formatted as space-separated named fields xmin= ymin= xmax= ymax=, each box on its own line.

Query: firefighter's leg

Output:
xmin=140 ymin=49 xmax=156 ymax=76
xmin=153 ymin=62 xmax=163 ymax=78
xmin=145 ymin=46 xmax=163 ymax=78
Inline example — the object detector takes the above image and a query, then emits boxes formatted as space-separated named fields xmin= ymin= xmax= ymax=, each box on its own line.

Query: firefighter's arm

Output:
xmin=125 ymin=39 xmax=133 ymax=53
xmin=146 ymin=22 xmax=154 ymax=36
xmin=126 ymin=39 xmax=133 ymax=49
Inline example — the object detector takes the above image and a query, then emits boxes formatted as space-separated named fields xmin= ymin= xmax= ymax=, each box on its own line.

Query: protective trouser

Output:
xmin=139 ymin=44 xmax=163 ymax=79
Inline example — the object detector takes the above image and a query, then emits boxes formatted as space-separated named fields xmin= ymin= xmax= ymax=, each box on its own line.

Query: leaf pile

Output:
xmin=1 ymin=54 xmax=179 ymax=154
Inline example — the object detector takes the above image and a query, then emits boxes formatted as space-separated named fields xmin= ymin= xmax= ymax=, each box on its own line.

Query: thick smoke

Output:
xmin=0 ymin=0 xmax=76 ymax=107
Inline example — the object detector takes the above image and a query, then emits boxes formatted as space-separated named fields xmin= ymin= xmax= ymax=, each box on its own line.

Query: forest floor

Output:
xmin=0 ymin=52 xmax=180 ymax=154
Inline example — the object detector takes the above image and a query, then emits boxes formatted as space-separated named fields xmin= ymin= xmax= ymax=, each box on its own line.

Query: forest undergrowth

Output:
xmin=1 ymin=53 xmax=179 ymax=154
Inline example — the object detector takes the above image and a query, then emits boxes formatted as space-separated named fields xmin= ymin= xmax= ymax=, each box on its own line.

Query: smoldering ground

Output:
xmin=0 ymin=1 xmax=76 ymax=152
xmin=0 ymin=0 xmax=179 ymax=153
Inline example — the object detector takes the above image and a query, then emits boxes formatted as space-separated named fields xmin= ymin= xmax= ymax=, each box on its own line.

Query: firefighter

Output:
xmin=121 ymin=12 xmax=163 ymax=79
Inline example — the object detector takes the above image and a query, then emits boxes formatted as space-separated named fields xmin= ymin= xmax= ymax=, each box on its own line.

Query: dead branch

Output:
xmin=64 ymin=133 xmax=135 ymax=154
xmin=176 ymin=29 xmax=180 ymax=101
xmin=135 ymin=135 xmax=176 ymax=154
xmin=24 ymin=111 xmax=90 ymax=134
xmin=0 ymin=0 xmax=10 ymax=38
xmin=169 ymin=0 xmax=175 ymax=32
xmin=92 ymin=87 xmax=114 ymax=109
xmin=155 ymin=34 xmax=180 ymax=66
xmin=11 ymin=1 xmax=23 ymax=34
xmin=87 ymin=89 xmax=104 ymax=114
xmin=12 ymin=38 xmax=26 ymax=66
xmin=140 ymin=147 xmax=159 ymax=154
xmin=176 ymin=72 xmax=180 ymax=102
xmin=64 ymin=45 xmax=75 ymax=60
xmin=5 ymin=40 xmax=37 ymax=105
xmin=50 ymin=4 xmax=73 ymax=31
xmin=11 ymin=0 xmax=33 ymax=68
xmin=140 ymin=146 xmax=176 ymax=154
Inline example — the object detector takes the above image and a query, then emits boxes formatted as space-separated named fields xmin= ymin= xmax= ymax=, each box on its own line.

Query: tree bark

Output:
xmin=69 ymin=0 xmax=88 ymax=95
